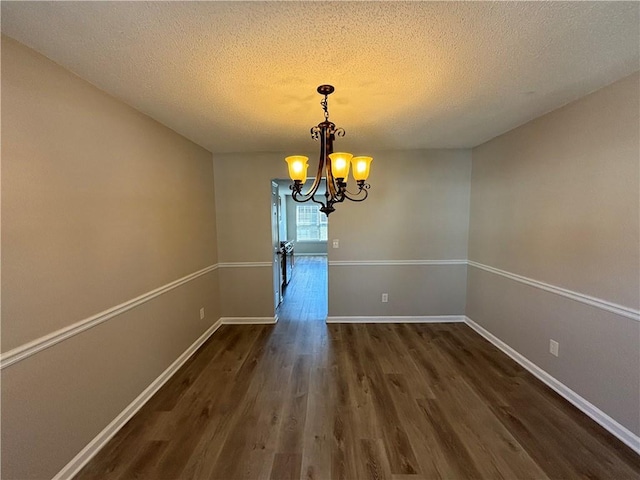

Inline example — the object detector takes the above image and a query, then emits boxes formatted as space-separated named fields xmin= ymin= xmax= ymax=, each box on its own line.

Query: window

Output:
xmin=296 ymin=204 xmax=327 ymax=241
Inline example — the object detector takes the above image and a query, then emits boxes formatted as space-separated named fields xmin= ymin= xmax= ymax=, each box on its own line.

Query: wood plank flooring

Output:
xmin=76 ymin=256 xmax=640 ymax=479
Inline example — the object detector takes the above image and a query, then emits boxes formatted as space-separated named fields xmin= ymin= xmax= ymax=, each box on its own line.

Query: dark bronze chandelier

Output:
xmin=285 ymin=85 xmax=372 ymax=216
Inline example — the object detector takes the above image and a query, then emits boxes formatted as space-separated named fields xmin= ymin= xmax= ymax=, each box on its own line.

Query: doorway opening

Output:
xmin=271 ymin=179 xmax=328 ymax=321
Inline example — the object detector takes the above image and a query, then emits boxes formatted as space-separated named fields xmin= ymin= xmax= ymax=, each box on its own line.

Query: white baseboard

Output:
xmin=326 ymin=315 xmax=465 ymax=323
xmin=220 ymin=316 xmax=278 ymax=325
xmin=53 ymin=319 xmax=223 ymax=480
xmin=464 ymin=316 xmax=640 ymax=456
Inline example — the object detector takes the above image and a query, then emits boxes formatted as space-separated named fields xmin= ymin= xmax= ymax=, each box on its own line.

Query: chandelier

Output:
xmin=285 ymin=85 xmax=372 ymax=216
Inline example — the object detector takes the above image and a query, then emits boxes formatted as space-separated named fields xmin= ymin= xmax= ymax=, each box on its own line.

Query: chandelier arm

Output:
xmin=326 ymin=165 xmax=341 ymax=202
xmin=290 ymin=187 xmax=330 ymax=214
xmin=311 ymin=191 xmax=329 ymax=209
xmin=296 ymin=123 xmax=327 ymax=199
xmin=323 ymin=125 xmax=341 ymax=203
xmin=341 ymin=188 xmax=369 ymax=202
xmin=290 ymin=175 xmax=320 ymax=203
xmin=291 ymin=189 xmax=319 ymax=203
xmin=340 ymin=182 xmax=370 ymax=202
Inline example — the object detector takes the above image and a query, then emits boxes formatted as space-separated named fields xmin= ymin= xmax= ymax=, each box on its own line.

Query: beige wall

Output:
xmin=329 ymin=264 xmax=467 ymax=317
xmin=213 ymin=152 xmax=284 ymax=317
xmin=214 ymin=149 xmax=471 ymax=319
xmin=328 ymin=149 xmax=471 ymax=317
xmin=329 ymin=149 xmax=472 ymax=263
xmin=1 ymin=36 xmax=220 ymax=479
xmin=467 ymin=72 xmax=640 ymax=435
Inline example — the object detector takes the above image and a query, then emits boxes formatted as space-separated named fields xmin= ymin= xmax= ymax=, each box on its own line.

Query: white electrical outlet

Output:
xmin=332 ymin=239 xmax=340 ymax=249
xmin=200 ymin=307 xmax=205 ymax=320
xmin=381 ymin=293 xmax=388 ymax=303
xmin=549 ymin=339 xmax=559 ymax=357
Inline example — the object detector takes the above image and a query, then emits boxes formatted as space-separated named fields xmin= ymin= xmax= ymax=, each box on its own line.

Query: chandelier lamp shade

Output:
xmin=285 ymin=85 xmax=372 ymax=216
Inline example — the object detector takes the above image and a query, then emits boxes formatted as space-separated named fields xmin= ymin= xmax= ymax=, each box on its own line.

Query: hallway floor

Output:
xmin=278 ymin=255 xmax=328 ymax=322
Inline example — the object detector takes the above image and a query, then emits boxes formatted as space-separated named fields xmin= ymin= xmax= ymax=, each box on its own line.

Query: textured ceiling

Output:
xmin=2 ymin=1 xmax=639 ymax=154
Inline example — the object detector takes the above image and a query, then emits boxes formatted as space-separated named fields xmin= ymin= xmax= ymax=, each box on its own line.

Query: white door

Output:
xmin=271 ymin=181 xmax=282 ymax=310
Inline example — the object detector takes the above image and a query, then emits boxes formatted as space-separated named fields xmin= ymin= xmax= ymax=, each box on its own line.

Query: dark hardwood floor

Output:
xmin=76 ymin=256 xmax=640 ymax=479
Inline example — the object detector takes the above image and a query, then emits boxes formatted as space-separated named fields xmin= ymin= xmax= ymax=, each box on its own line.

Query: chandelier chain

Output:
xmin=321 ymin=95 xmax=330 ymax=121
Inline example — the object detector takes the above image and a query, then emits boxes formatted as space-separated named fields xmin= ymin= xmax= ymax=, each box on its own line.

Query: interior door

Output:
xmin=271 ymin=181 xmax=282 ymax=310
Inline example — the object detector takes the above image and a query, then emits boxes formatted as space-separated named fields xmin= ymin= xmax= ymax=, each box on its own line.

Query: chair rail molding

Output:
xmin=0 ymin=264 xmax=219 ymax=369
xmin=329 ymin=259 xmax=467 ymax=266
xmin=468 ymin=260 xmax=639 ymax=322
xmin=217 ymin=262 xmax=272 ymax=268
